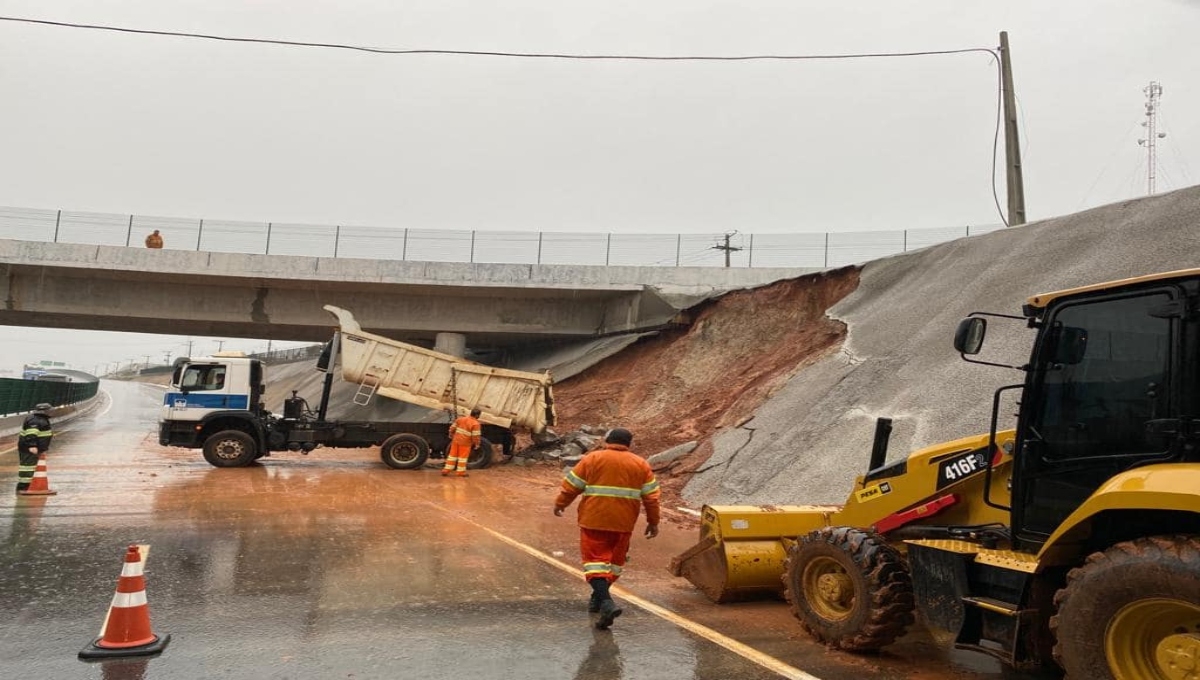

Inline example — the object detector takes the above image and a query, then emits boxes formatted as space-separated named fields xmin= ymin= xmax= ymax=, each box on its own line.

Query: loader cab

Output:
xmin=960 ymin=272 xmax=1200 ymax=552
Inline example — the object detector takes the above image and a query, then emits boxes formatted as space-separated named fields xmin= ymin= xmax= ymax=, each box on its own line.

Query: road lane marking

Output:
xmin=441 ymin=506 xmax=823 ymax=680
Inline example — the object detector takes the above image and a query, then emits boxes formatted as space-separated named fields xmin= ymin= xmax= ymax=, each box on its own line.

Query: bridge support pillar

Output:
xmin=434 ymin=332 xmax=467 ymax=358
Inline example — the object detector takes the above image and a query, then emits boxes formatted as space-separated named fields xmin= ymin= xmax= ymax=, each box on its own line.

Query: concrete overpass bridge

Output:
xmin=0 ymin=239 xmax=816 ymax=374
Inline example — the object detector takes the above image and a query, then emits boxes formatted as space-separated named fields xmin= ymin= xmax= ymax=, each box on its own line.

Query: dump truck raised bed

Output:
xmin=158 ymin=306 xmax=556 ymax=470
xmin=671 ymin=267 xmax=1200 ymax=678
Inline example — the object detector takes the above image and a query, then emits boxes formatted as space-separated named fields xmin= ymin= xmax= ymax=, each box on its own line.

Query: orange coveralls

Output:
xmin=554 ymin=444 xmax=661 ymax=583
xmin=443 ymin=414 xmax=481 ymax=475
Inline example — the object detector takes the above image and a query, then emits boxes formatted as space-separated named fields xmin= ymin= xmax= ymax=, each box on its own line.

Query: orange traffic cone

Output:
xmin=79 ymin=545 xmax=170 ymax=659
xmin=18 ymin=453 xmax=57 ymax=496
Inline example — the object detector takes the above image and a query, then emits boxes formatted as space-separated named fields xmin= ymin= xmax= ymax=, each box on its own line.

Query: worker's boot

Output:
xmin=595 ymin=599 xmax=623 ymax=630
xmin=455 ymin=470 xmax=468 ymax=478
xmin=588 ymin=576 xmax=609 ymax=612
xmin=589 ymin=578 xmax=622 ymax=628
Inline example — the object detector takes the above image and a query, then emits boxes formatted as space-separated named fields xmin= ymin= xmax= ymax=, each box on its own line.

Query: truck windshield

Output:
xmin=181 ymin=365 xmax=227 ymax=391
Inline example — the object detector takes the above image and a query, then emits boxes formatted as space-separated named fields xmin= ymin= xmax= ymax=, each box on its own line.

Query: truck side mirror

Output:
xmin=954 ymin=317 xmax=987 ymax=355
xmin=316 ymin=341 xmax=333 ymax=372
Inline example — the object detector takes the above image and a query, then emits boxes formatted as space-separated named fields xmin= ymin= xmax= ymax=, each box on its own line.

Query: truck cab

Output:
xmin=161 ymin=355 xmax=265 ymax=424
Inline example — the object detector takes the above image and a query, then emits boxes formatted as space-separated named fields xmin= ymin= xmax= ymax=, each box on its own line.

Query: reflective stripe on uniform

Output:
xmin=583 ymin=562 xmax=612 ymax=576
xmin=20 ymin=428 xmax=52 ymax=438
xmin=565 ymin=470 xmax=587 ymax=490
xmin=581 ymin=484 xmax=642 ymax=500
xmin=641 ymin=479 xmax=660 ymax=496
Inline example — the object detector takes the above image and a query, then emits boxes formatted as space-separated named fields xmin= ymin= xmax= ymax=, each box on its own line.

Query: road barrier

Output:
xmin=0 ymin=378 xmax=99 ymax=417
xmin=79 ymin=545 xmax=170 ymax=659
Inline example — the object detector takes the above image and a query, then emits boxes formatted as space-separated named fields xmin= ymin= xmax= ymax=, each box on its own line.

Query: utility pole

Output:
xmin=216 ymin=340 xmax=226 ymax=352
xmin=1138 ymin=81 xmax=1166 ymax=195
xmin=999 ymin=31 xmax=1026 ymax=226
xmin=163 ymin=351 xmax=172 ymax=364
xmin=185 ymin=339 xmax=194 ymax=358
xmin=711 ymin=231 xmax=743 ymax=267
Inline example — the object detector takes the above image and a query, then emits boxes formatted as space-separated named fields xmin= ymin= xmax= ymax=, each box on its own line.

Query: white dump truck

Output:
xmin=158 ymin=306 xmax=556 ymax=469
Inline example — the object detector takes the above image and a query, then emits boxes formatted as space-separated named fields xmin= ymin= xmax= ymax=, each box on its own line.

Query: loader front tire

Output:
xmin=784 ymin=526 xmax=914 ymax=652
xmin=1051 ymin=535 xmax=1200 ymax=680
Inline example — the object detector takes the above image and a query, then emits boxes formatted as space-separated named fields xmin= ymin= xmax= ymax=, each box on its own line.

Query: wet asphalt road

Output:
xmin=0 ymin=381 xmax=1055 ymax=680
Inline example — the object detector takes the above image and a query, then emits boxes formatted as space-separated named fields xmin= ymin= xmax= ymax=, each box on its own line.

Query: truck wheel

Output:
xmin=1051 ymin=535 xmax=1200 ymax=679
xmin=467 ymin=437 xmax=494 ymax=470
xmin=202 ymin=430 xmax=257 ymax=468
xmin=783 ymin=526 xmax=914 ymax=652
xmin=381 ymin=433 xmax=429 ymax=470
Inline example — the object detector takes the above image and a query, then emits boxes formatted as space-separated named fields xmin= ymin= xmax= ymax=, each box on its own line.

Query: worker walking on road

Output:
xmin=554 ymin=427 xmax=660 ymax=630
xmin=442 ymin=408 xmax=481 ymax=477
xmin=16 ymin=403 xmax=53 ymax=494
xmin=144 ymin=229 xmax=163 ymax=248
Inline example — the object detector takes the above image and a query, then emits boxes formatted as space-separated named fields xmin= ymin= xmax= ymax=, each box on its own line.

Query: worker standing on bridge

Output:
xmin=16 ymin=403 xmax=53 ymax=494
xmin=554 ymin=427 xmax=660 ymax=630
xmin=442 ymin=408 xmax=482 ymax=477
xmin=144 ymin=229 xmax=163 ymax=248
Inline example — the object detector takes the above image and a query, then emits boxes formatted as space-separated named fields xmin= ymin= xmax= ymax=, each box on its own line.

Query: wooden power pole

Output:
xmin=999 ymin=31 xmax=1026 ymax=226
xmin=712 ymin=231 xmax=743 ymax=267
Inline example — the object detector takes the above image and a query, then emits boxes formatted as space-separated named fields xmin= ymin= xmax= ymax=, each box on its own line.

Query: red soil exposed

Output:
xmin=551 ymin=266 xmax=860 ymax=509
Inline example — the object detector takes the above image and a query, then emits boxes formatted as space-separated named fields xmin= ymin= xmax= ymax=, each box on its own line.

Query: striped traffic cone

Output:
xmin=79 ymin=545 xmax=170 ymax=659
xmin=18 ymin=453 xmax=57 ymax=496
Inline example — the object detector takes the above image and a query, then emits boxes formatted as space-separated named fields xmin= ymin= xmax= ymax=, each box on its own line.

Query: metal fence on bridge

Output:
xmin=0 ymin=206 xmax=1003 ymax=269
xmin=0 ymin=377 xmax=100 ymax=417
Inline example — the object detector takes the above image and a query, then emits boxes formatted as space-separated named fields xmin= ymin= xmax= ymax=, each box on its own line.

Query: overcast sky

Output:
xmin=0 ymin=0 xmax=1197 ymax=374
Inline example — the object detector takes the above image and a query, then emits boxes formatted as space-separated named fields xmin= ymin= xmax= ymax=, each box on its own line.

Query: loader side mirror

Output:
xmin=954 ymin=317 xmax=987 ymax=355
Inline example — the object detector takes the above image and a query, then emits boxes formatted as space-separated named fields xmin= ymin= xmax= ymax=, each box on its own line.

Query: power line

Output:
xmin=0 ymin=14 xmax=1010 ymax=226
xmin=0 ymin=15 xmax=994 ymax=62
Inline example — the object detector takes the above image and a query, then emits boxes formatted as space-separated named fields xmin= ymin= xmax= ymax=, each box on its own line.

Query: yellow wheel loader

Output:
xmin=670 ymin=267 xmax=1200 ymax=678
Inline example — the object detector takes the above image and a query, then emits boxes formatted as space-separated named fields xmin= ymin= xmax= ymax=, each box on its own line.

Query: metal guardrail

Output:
xmin=0 ymin=206 xmax=1004 ymax=269
xmin=0 ymin=377 xmax=100 ymax=417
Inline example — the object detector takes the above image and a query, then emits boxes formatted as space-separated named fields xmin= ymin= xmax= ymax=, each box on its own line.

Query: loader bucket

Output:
xmin=669 ymin=505 xmax=838 ymax=603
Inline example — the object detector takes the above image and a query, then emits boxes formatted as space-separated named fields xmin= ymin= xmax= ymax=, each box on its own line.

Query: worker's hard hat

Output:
xmin=605 ymin=428 xmax=633 ymax=446
xmin=35 ymin=402 xmax=52 ymax=411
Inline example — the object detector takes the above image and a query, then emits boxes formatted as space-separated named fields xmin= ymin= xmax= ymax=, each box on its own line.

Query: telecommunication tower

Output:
xmin=1137 ymin=81 xmax=1166 ymax=195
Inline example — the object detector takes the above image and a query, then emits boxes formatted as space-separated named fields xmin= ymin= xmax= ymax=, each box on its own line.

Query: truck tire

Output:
xmin=783 ymin=526 xmax=914 ymax=652
xmin=1050 ymin=535 xmax=1200 ymax=679
xmin=202 ymin=430 xmax=258 ymax=468
xmin=381 ymin=433 xmax=429 ymax=470
xmin=467 ymin=437 xmax=494 ymax=470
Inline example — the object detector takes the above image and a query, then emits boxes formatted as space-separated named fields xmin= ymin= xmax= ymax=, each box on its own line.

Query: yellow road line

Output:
xmin=446 ymin=507 xmax=823 ymax=680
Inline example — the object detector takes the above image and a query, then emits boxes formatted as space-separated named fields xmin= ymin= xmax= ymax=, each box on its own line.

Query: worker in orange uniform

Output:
xmin=442 ymin=407 xmax=482 ymax=477
xmin=554 ymin=427 xmax=660 ymax=629
xmin=144 ymin=229 xmax=164 ymax=248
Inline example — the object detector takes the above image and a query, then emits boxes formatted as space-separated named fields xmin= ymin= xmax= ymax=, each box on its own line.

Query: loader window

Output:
xmin=1034 ymin=293 xmax=1170 ymax=461
xmin=1016 ymin=290 xmax=1174 ymax=539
